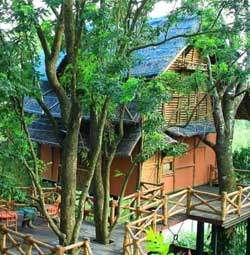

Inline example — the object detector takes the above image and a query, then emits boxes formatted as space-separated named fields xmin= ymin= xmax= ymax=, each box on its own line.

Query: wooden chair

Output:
xmin=43 ymin=191 xmax=61 ymax=222
xmin=0 ymin=198 xmax=18 ymax=231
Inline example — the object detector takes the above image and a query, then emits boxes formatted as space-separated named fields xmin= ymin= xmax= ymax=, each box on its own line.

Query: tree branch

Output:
xmin=128 ymin=29 xmax=220 ymax=54
xmin=51 ymin=4 xmax=64 ymax=62
xmin=198 ymin=134 xmax=216 ymax=149
xmin=233 ymin=87 xmax=250 ymax=98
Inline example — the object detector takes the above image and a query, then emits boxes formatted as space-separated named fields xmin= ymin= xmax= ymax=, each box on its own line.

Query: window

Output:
xmin=162 ymin=157 xmax=174 ymax=176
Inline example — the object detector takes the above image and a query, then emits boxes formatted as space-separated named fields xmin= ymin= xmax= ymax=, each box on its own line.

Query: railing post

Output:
xmin=110 ymin=200 xmax=117 ymax=226
xmin=136 ymin=190 xmax=142 ymax=221
xmin=221 ymin=192 xmax=227 ymax=221
xmin=133 ymin=237 xmax=140 ymax=255
xmin=160 ymin=183 xmax=165 ymax=198
xmin=237 ymin=186 xmax=243 ymax=215
xmin=151 ymin=212 xmax=157 ymax=233
xmin=123 ymin=222 xmax=130 ymax=255
xmin=0 ymin=224 xmax=7 ymax=252
xmin=82 ymin=238 xmax=92 ymax=255
xmin=162 ymin=195 xmax=168 ymax=226
xmin=186 ymin=187 xmax=193 ymax=215
xmin=24 ymin=235 xmax=33 ymax=255
xmin=55 ymin=245 xmax=65 ymax=255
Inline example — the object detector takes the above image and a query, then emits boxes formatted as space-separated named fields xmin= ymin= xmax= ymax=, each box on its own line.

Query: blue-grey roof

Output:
xmin=24 ymin=81 xmax=139 ymax=122
xmin=24 ymin=16 xmax=199 ymax=123
xmin=167 ymin=120 xmax=215 ymax=138
xmin=131 ymin=16 xmax=200 ymax=77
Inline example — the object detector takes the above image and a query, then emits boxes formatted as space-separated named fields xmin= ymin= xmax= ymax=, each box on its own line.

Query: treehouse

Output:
xmin=24 ymin=16 xmax=217 ymax=196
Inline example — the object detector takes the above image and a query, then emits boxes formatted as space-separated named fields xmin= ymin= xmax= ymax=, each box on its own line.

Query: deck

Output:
xmin=123 ymin=183 xmax=250 ymax=254
xmin=1 ymin=183 xmax=250 ymax=255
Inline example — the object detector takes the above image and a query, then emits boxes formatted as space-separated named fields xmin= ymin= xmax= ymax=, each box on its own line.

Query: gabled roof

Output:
xmin=24 ymin=16 xmax=199 ymax=121
xmin=29 ymin=117 xmax=178 ymax=156
xmin=24 ymin=81 xmax=140 ymax=123
xmin=131 ymin=16 xmax=200 ymax=77
xmin=167 ymin=120 xmax=215 ymax=138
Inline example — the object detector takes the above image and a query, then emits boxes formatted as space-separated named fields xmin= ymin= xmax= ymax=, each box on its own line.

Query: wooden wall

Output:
xmin=39 ymin=144 xmax=60 ymax=181
xmin=141 ymin=134 xmax=216 ymax=194
xmin=159 ymin=92 xmax=213 ymax=125
xmin=110 ymin=145 xmax=140 ymax=196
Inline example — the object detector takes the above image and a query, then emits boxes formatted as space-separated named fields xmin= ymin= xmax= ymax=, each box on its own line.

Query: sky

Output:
xmin=0 ymin=1 xmax=176 ymax=30
xmin=33 ymin=0 xmax=171 ymax=17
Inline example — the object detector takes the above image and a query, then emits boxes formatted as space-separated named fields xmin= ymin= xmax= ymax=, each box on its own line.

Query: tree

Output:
xmin=190 ymin=1 xmax=250 ymax=254
xmin=0 ymin=0 xmax=229 ymax=249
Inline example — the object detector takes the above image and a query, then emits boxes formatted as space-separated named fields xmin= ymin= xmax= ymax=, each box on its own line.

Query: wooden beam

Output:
xmin=246 ymin=218 xmax=250 ymax=255
xmin=211 ymin=225 xmax=218 ymax=255
xmin=196 ymin=221 xmax=204 ymax=255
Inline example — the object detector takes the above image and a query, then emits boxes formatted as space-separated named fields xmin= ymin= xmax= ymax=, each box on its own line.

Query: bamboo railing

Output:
xmin=0 ymin=224 xmax=92 ymax=255
xmin=123 ymin=184 xmax=250 ymax=255
xmin=209 ymin=165 xmax=250 ymax=186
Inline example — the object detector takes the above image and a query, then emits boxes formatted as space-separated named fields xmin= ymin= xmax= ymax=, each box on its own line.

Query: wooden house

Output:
xmin=24 ymin=16 xmax=216 ymax=196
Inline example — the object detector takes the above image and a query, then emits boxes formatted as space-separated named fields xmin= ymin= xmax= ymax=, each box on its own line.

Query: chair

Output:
xmin=43 ymin=191 xmax=61 ymax=222
xmin=0 ymin=198 xmax=18 ymax=231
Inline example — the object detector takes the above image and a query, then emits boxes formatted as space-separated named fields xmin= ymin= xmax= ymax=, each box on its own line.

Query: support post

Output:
xmin=0 ymin=224 xmax=7 ymax=250
xmin=110 ymin=200 xmax=117 ymax=226
xmin=24 ymin=235 xmax=33 ymax=255
xmin=237 ymin=186 xmax=243 ymax=215
xmin=186 ymin=187 xmax=192 ymax=215
xmin=55 ymin=245 xmax=65 ymax=255
xmin=196 ymin=221 xmax=204 ymax=255
xmin=221 ymin=192 xmax=227 ymax=221
xmin=163 ymin=195 xmax=168 ymax=226
xmin=123 ymin=223 xmax=130 ymax=255
xmin=82 ymin=238 xmax=92 ymax=255
xmin=151 ymin=211 xmax=157 ymax=233
xmin=246 ymin=218 xmax=250 ymax=255
xmin=133 ymin=238 xmax=140 ymax=255
xmin=211 ymin=225 xmax=218 ymax=255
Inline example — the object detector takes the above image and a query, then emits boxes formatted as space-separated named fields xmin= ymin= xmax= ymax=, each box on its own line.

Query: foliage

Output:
xmin=233 ymin=146 xmax=250 ymax=184
xmin=0 ymin=174 xmax=27 ymax=202
xmin=233 ymin=147 xmax=250 ymax=170
xmin=176 ymin=230 xmax=210 ymax=252
xmin=233 ymin=120 xmax=250 ymax=152
xmin=145 ymin=228 xmax=174 ymax=255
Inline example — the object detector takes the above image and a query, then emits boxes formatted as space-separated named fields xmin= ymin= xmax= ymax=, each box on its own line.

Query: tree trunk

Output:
xmin=215 ymin=139 xmax=236 ymax=193
xmin=60 ymin=105 xmax=81 ymax=245
xmin=93 ymin=155 xmax=110 ymax=244
xmin=217 ymin=226 xmax=237 ymax=255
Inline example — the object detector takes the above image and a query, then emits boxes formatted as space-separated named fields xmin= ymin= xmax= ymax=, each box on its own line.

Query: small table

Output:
xmin=0 ymin=210 xmax=18 ymax=231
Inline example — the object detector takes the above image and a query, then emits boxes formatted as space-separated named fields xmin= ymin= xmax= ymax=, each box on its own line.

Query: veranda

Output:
xmin=1 ymin=178 xmax=250 ymax=255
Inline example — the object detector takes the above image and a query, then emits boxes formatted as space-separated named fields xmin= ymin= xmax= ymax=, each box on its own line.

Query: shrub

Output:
xmin=233 ymin=147 xmax=250 ymax=170
xmin=145 ymin=228 xmax=174 ymax=255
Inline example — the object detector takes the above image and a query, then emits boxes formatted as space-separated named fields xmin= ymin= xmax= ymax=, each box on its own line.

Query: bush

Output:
xmin=0 ymin=174 xmax=27 ymax=202
xmin=233 ymin=147 xmax=250 ymax=170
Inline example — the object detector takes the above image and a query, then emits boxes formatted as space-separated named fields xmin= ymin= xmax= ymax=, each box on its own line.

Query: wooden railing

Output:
xmin=123 ymin=213 xmax=163 ymax=255
xmin=187 ymin=188 xmax=222 ymax=218
xmin=123 ymin=184 xmax=250 ymax=255
xmin=209 ymin=165 xmax=250 ymax=186
xmin=110 ymin=183 xmax=164 ymax=225
xmin=0 ymin=224 xmax=92 ymax=255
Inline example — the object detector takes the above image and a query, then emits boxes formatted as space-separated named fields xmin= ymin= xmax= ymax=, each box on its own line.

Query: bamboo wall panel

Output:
xmin=160 ymin=92 xmax=213 ymax=125
xmin=141 ymin=153 xmax=159 ymax=185
xmin=167 ymin=48 xmax=207 ymax=72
